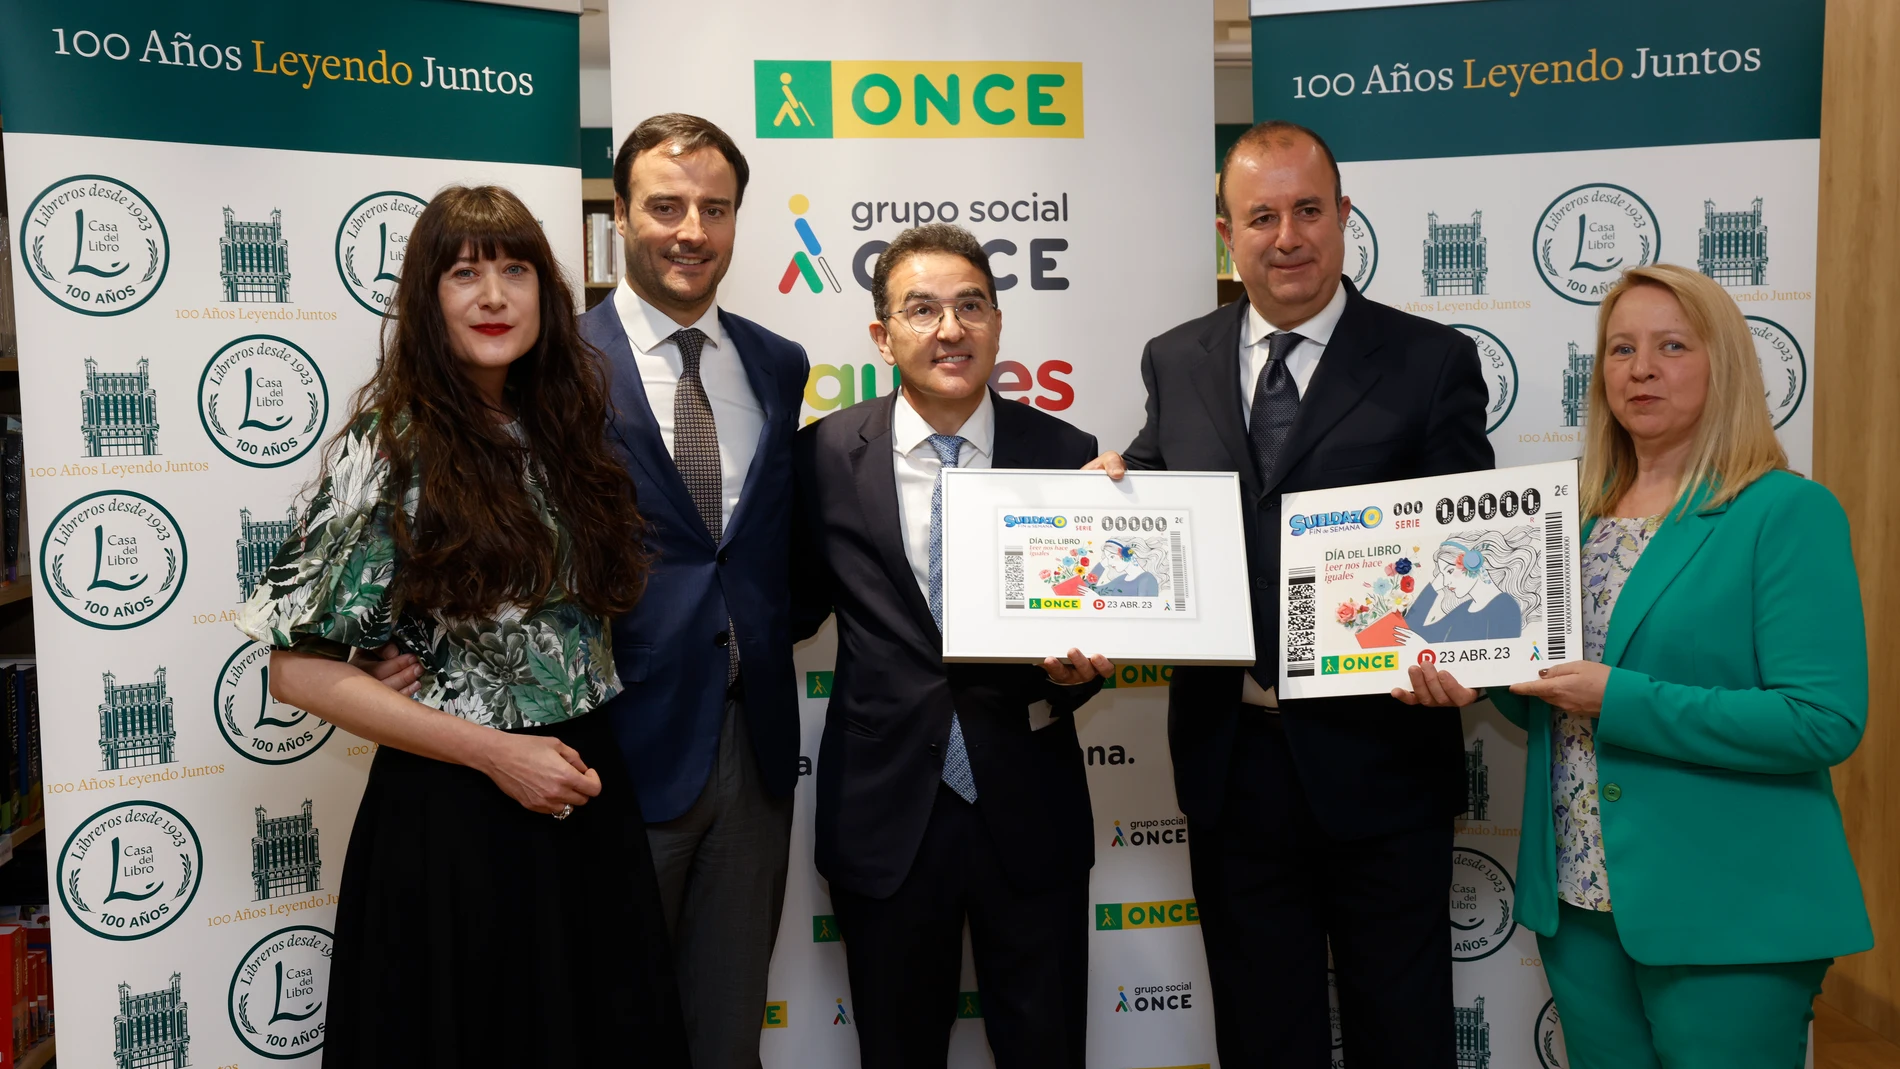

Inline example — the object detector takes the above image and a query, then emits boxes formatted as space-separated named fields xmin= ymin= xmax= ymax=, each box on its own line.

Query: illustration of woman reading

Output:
xmin=1085 ymin=539 xmax=1162 ymax=597
xmin=1396 ymin=526 xmax=1543 ymax=645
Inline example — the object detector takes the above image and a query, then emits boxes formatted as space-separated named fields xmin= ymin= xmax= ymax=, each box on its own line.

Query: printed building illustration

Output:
xmin=1562 ymin=342 xmax=1592 ymax=428
xmin=1464 ymin=738 xmax=1490 ymax=821
xmin=237 ymin=507 xmax=298 ymax=601
xmin=81 ymin=356 xmax=160 ymax=457
xmin=114 ymin=973 xmax=189 ymax=1069
xmin=220 ymin=207 xmax=292 ymax=303
xmin=252 ymin=799 xmax=322 ymax=900
xmin=1455 ymin=995 xmax=1491 ymax=1069
xmin=99 ymin=667 xmax=175 ymax=770
xmin=1697 ymin=197 xmax=1768 ymax=287
xmin=1422 ymin=210 xmax=1487 ymax=296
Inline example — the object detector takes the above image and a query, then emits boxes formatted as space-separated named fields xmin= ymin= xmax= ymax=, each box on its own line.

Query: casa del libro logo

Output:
xmin=41 ymin=490 xmax=187 ymax=630
xmin=216 ymin=640 xmax=337 ymax=765
xmin=19 ymin=173 xmax=169 ymax=316
xmin=1345 ymin=204 xmax=1378 ymax=293
xmin=198 ymin=334 xmax=330 ymax=468
xmin=57 ymin=799 xmax=204 ymax=941
xmin=228 ymin=924 xmax=333 ymax=1059
xmin=1533 ymin=182 xmax=1660 ymax=304
xmin=1450 ymin=846 xmax=1517 ymax=962
xmin=1746 ymin=315 xmax=1807 ymax=429
xmin=335 ymin=190 xmax=425 ymax=315
xmin=1449 ymin=323 xmax=1519 ymax=434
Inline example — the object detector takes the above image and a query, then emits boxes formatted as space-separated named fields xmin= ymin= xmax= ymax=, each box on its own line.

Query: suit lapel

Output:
xmin=851 ymin=393 xmax=939 ymax=632
xmin=1183 ymin=300 xmax=1257 ymax=496
xmin=718 ymin=310 xmax=780 ymax=546
xmin=990 ymin=388 xmax=1036 ymax=470
xmin=591 ymin=302 xmax=709 ymax=543
xmin=1261 ymin=279 xmax=1387 ymax=495
xmin=1600 ymin=499 xmax=1725 ymax=667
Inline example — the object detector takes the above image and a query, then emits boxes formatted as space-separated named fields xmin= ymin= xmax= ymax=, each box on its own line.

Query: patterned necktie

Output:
xmin=1249 ymin=330 xmax=1305 ymax=482
xmin=671 ymin=327 xmax=738 ymax=682
xmin=926 ymin=433 xmax=978 ymax=804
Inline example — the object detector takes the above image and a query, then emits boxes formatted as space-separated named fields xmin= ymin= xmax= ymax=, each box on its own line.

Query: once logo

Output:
xmin=1450 ymin=324 xmax=1519 ymax=433
xmin=1745 ymin=315 xmax=1807 ymax=430
xmin=215 ymin=641 xmax=336 ymax=764
xmin=334 ymin=191 xmax=425 ymax=315
xmin=18 ymin=174 xmax=169 ymax=315
xmin=57 ymin=799 xmax=203 ymax=940
xmin=1449 ymin=846 xmax=1517 ymax=961
xmin=1345 ymin=204 xmax=1379 ymax=293
xmin=1533 ymin=183 xmax=1661 ymax=304
xmin=228 ymin=925 xmax=333 ymax=1059
xmin=41 ymin=490 xmax=187 ymax=629
xmin=199 ymin=335 xmax=330 ymax=468
xmin=1535 ymin=997 xmax=1570 ymax=1069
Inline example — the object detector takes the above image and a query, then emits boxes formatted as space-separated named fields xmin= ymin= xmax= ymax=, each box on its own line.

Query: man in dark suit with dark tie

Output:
xmin=1090 ymin=120 xmax=1494 ymax=1066
xmin=792 ymin=223 xmax=1112 ymax=1069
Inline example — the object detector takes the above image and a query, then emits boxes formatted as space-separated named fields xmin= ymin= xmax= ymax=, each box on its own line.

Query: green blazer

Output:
xmin=1493 ymin=470 xmax=1871 ymax=965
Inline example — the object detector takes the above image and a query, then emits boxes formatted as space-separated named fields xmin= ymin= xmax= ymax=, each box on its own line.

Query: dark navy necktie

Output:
xmin=1248 ymin=330 xmax=1304 ymax=481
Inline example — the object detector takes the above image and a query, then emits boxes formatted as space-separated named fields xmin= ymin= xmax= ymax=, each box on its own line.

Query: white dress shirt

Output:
xmin=613 ymin=280 xmax=764 ymax=532
xmin=1237 ymin=282 xmax=1348 ymax=708
xmin=1239 ymin=280 xmax=1348 ymax=422
xmin=891 ymin=390 xmax=995 ymax=601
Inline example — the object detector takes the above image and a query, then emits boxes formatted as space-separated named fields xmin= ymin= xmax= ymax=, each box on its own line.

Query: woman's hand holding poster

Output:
xmin=1279 ymin=460 xmax=1582 ymax=698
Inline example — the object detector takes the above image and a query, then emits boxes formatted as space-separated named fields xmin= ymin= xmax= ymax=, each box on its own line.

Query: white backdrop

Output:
xmin=610 ymin=2 xmax=1219 ymax=1065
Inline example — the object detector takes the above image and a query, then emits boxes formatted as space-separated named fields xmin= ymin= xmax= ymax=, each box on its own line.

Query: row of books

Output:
xmin=584 ymin=210 xmax=625 ymax=287
xmin=0 ymin=666 xmax=38 ymax=837
xmin=3 ymin=420 xmax=20 ymax=584
xmin=0 ymin=215 xmax=14 ymax=362
xmin=0 ymin=909 xmax=52 ymax=1068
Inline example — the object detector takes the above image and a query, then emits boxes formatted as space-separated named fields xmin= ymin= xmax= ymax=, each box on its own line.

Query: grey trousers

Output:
xmin=647 ymin=697 xmax=794 ymax=1069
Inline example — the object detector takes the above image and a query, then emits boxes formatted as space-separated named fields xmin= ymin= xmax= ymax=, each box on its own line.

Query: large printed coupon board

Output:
xmin=1279 ymin=460 xmax=1581 ymax=697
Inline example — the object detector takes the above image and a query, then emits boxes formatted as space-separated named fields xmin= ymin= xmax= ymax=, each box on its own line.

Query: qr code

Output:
xmin=1004 ymin=548 xmax=1024 ymax=609
xmin=1286 ymin=568 xmax=1317 ymax=674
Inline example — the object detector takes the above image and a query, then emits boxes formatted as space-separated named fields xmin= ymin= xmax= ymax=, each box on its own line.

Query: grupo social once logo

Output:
xmin=18 ymin=174 xmax=169 ymax=315
xmin=215 ymin=640 xmax=337 ymax=765
xmin=199 ymin=335 xmax=330 ymax=468
xmin=1745 ymin=315 xmax=1807 ymax=430
xmin=228 ymin=925 xmax=333 ymax=1059
xmin=1533 ymin=183 xmax=1660 ymax=304
xmin=1449 ymin=324 xmax=1519 ymax=434
xmin=335 ymin=191 xmax=425 ymax=315
xmin=57 ymin=799 xmax=203 ymax=940
xmin=41 ymin=490 xmax=187 ymax=629
xmin=1450 ymin=846 xmax=1517 ymax=961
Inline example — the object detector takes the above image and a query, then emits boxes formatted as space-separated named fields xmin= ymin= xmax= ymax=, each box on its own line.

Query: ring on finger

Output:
xmin=553 ymin=803 xmax=573 ymax=821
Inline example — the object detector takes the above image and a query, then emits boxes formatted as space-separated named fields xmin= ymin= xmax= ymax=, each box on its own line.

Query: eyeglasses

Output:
xmin=882 ymin=296 xmax=998 ymax=334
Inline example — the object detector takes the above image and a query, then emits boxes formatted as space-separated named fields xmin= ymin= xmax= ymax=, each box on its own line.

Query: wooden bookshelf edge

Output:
xmin=0 ymin=359 xmax=18 ymax=372
xmin=0 ymin=582 xmax=29 ymax=608
xmin=10 ymin=817 xmax=43 ymax=849
xmin=16 ymin=1035 xmax=52 ymax=1069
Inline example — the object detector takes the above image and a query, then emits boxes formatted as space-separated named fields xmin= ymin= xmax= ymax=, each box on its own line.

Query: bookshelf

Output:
xmin=15 ymin=1036 xmax=49 ymax=1069
xmin=582 ymin=177 xmax=618 ymax=311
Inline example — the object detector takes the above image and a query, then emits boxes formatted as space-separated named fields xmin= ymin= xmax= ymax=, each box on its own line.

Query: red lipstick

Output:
xmin=472 ymin=323 xmax=512 ymax=336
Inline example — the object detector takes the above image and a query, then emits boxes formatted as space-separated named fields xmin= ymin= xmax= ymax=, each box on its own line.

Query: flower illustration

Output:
xmin=1394 ymin=557 xmax=1413 ymax=576
xmin=1372 ymin=577 xmax=1393 ymax=596
xmin=1400 ymin=575 xmax=1415 ymax=592
xmin=1336 ymin=602 xmax=1357 ymax=624
xmin=1385 ymin=562 xmax=1397 ymax=576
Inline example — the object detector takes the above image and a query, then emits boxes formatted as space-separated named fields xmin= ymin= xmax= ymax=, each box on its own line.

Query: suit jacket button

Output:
xmin=718 ymin=550 xmax=730 ymax=565
xmin=714 ymin=630 xmax=730 ymax=647
xmin=928 ymin=743 xmax=941 ymax=754
xmin=1601 ymin=783 xmax=1621 ymax=802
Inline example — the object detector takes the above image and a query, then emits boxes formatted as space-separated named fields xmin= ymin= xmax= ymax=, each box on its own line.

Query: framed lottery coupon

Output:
xmin=939 ymin=469 xmax=1255 ymax=664
xmin=1278 ymin=460 xmax=1583 ymax=698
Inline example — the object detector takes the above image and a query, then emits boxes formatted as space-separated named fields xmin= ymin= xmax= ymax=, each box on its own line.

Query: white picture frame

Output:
xmin=939 ymin=468 xmax=1256 ymax=664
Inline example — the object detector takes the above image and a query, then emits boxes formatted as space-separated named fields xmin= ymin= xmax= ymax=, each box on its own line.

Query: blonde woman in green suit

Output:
xmin=1395 ymin=264 xmax=1870 ymax=1069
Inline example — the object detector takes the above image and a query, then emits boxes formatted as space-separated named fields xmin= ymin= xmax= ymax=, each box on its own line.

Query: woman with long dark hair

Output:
xmin=237 ymin=185 xmax=688 ymax=1065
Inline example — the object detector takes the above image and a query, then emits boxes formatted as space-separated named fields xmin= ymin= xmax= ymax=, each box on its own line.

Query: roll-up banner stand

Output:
xmin=1253 ymin=1 xmax=1823 ymax=1065
xmin=0 ymin=2 xmax=581 ymax=1064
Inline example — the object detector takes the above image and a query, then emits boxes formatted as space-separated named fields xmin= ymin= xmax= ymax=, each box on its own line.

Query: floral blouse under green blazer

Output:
xmin=235 ymin=412 xmax=621 ymax=730
xmin=1490 ymin=470 xmax=1872 ymax=966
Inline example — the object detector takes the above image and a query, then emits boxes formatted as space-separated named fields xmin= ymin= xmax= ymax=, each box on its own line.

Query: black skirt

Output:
xmin=324 ymin=710 xmax=689 ymax=1068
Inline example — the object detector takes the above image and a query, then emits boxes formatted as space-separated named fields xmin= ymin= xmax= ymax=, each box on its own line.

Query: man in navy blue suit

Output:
xmin=364 ymin=114 xmax=802 ymax=1068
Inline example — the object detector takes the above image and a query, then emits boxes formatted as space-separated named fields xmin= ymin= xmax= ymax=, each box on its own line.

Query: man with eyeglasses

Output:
xmin=791 ymin=223 xmax=1112 ymax=1069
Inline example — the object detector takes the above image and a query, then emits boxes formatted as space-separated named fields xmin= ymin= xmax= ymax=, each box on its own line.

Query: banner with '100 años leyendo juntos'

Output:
xmin=0 ymin=2 xmax=581 ymax=1064
xmin=1255 ymin=1 xmax=1823 ymax=1065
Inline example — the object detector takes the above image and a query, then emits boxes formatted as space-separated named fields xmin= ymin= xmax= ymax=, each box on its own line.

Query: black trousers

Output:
xmin=830 ymin=783 xmax=1088 ymax=1069
xmin=1190 ymin=711 xmax=1455 ymax=1068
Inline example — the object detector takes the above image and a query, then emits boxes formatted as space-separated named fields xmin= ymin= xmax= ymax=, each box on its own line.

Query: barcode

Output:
xmin=1004 ymin=548 xmax=1025 ymax=609
xmin=1169 ymin=530 xmax=1188 ymax=612
xmin=1286 ymin=567 xmax=1317 ymax=677
xmin=1543 ymin=515 xmax=1569 ymax=659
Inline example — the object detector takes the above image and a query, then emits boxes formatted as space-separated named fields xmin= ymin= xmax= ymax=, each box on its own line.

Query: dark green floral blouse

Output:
xmin=236 ymin=413 xmax=620 ymax=729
